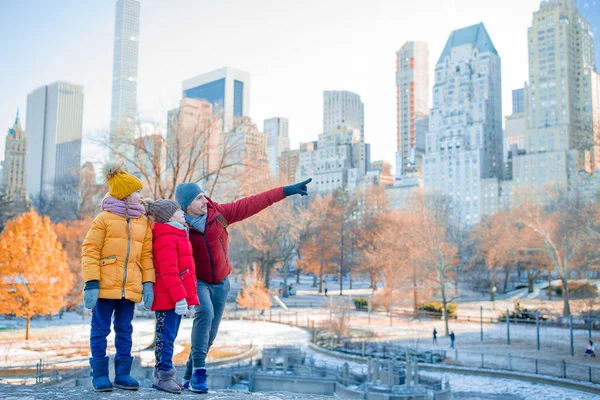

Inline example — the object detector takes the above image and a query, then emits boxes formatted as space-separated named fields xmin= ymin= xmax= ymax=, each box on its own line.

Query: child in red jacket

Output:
xmin=146 ymin=200 xmax=199 ymax=394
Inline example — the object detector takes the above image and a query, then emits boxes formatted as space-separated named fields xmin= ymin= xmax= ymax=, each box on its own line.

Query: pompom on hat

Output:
xmin=102 ymin=160 xmax=143 ymax=200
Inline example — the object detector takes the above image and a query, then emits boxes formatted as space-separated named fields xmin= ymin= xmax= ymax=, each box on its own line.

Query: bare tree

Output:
xmin=515 ymin=189 xmax=600 ymax=316
xmin=98 ymin=100 xmax=248 ymax=200
xmin=410 ymin=193 xmax=460 ymax=335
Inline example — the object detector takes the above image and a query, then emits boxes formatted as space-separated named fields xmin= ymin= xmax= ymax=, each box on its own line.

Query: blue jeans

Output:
xmin=90 ymin=298 xmax=135 ymax=361
xmin=184 ymin=277 xmax=230 ymax=379
xmin=154 ymin=309 xmax=182 ymax=371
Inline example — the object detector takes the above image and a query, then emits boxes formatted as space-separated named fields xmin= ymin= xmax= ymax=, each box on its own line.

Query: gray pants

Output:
xmin=184 ymin=277 xmax=230 ymax=379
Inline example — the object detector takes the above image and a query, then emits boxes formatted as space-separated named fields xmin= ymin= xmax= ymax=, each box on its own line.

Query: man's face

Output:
xmin=187 ymin=193 xmax=208 ymax=216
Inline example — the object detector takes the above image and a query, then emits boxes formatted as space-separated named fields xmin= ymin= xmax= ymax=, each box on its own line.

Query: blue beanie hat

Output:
xmin=175 ymin=182 xmax=204 ymax=213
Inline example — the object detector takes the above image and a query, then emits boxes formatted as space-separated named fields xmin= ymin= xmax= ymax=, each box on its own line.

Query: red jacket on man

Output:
xmin=189 ymin=187 xmax=286 ymax=284
xmin=151 ymin=222 xmax=200 ymax=311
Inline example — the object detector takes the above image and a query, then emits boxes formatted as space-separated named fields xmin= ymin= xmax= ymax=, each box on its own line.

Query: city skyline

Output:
xmin=0 ymin=0 xmax=545 ymax=171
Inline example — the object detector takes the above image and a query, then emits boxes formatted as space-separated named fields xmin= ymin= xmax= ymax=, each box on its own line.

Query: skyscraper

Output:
xmin=2 ymin=111 xmax=27 ymax=200
xmin=512 ymin=88 xmax=525 ymax=114
xmin=26 ymin=82 xmax=84 ymax=201
xmin=109 ymin=0 xmax=140 ymax=157
xmin=182 ymin=66 xmax=250 ymax=132
xmin=520 ymin=0 xmax=598 ymax=182
xmin=166 ymin=98 xmax=222 ymax=186
xmin=423 ymin=23 xmax=503 ymax=224
xmin=578 ymin=0 xmax=599 ymax=71
xmin=264 ymin=117 xmax=290 ymax=178
xmin=323 ymin=90 xmax=364 ymax=140
xmin=395 ymin=41 xmax=429 ymax=179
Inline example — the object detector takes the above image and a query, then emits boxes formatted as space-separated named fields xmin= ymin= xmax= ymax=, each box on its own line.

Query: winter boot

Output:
xmin=152 ymin=367 xmax=182 ymax=394
xmin=189 ymin=368 xmax=208 ymax=393
xmin=89 ymin=356 xmax=113 ymax=392
xmin=113 ymin=356 xmax=139 ymax=390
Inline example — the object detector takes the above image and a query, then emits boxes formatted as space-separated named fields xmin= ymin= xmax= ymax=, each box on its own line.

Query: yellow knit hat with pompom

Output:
xmin=102 ymin=160 xmax=143 ymax=200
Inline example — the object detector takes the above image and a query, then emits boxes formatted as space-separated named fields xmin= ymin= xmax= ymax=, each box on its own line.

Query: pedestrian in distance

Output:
xmin=145 ymin=200 xmax=200 ymax=394
xmin=81 ymin=161 xmax=155 ymax=392
xmin=450 ymin=331 xmax=456 ymax=349
xmin=585 ymin=339 xmax=596 ymax=358
xmin=433 ymin=328 xmax=438 ymax=345
xmin=175 ymin=178 xmax=312 ymax=393
xmin=324 ymin=287 xmax=328 ymax=297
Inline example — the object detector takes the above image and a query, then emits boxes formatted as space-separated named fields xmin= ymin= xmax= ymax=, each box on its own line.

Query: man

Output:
xmin=175 ymin=179 xmax=311 ymax=393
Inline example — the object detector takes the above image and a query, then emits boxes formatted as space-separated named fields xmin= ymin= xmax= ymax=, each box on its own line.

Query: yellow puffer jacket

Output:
xmin=81 ymin=211 xmax=155 ymax=303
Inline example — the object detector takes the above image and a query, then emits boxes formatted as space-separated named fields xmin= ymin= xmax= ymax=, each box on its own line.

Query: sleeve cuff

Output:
xmin=84 ymin=280 xmax=99 ymax=290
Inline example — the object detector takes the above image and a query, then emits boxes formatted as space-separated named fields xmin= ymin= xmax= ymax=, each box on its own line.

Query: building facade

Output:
xmin=264 ymin=117 xmax=290 ymax=178
xmin=396 ymin=41 xmax=429 ymax=179
xmin=295 ymin=125 xmax=368 ymax=194
xmin=2 ymin=111 xmax=27 ymax=200
xmin=512 ymin=88 xmax=525 ymax=114
xmin=109 ymin=0 xmax=140 ymax=157
xmin=26 ymin=81 xmax=84 ymax=201
xmin=182 ymin=66 xmax=250 ymax=132
xmin=578 ymin=0 xmax=599 ymax=71
xmin=166 ymin=98 xmax=222 ymax=187
xmin=213 ymin=117 xmax=268 ymax=201
xmin=278 ymin=148 xmax=301 ymax=185
xmin=423 ymin=23 xmax=503 ymax=224
xmin=323 ymin=90 xmax=364 ymax=141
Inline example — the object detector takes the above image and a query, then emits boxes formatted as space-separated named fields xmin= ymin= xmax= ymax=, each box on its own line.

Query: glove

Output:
xmin=283 ymin=178 xmax=312 ymax=197
xmin=175 ymin=298 xmax=188 ymax=315
xmin=83 ymin=289 xmax=99 ymax=310
xmin=142 ymin=282 xmax=154 ymax=310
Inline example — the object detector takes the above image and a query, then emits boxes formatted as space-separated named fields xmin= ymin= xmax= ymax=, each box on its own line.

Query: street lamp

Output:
xmin=492 ymin=286 xmax=497 ymax=310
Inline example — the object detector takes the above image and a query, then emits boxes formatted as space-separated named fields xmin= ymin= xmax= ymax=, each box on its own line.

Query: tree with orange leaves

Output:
xmin=515 ymin=189 xmax=600 ymax=316
xmin=297 ymin=194 xmax=338 ymax=293
xmin=409 ymin=194 xmax=460 ymax=335
xmin=236 ymin=263 xmax=272 ymax=319
xmin=55 ymin=218 xmax=93 ymax=311
xmin=0 ymin=210 xmax=72 ymax=339
xmin=472 ymin=214 xmax=521 ymax=299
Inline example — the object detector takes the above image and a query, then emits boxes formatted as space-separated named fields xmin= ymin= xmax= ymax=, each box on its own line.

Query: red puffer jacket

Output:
xmin=189 ymin=187 xmax=286 ymax=284
xmin=151 ymin=222 xmax=200 ymax=311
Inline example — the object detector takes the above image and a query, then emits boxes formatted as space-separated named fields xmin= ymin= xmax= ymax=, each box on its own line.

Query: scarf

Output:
xmin=167 ymin=221 xmax=189 ymax=236
xmin=185 ymin=213 xmax=207 ymax=233
xmin=101 ymin=196 xmax=146 ymax=219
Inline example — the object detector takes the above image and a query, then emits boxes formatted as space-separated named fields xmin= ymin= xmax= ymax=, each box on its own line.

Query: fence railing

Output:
xmin=223 ymin=307 xmax=600 ymax=386
xmin=0 ymin=357 xmax=89 ymax=385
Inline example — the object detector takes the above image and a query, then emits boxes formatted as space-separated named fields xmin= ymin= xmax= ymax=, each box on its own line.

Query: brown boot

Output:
xmin=152 ymin=367 xmax=181 ymax=394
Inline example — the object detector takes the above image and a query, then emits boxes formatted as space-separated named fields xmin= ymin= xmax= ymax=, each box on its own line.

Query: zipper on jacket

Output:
xmin=202 ymin=234 xmax=216 ymax=284
xmin=218 ymin=238 xmax=228 ymax=266
xmin=122 ymin=218 xmax=131 ymax=298
xmin=178 ymin=269 xmax=189 ymax=276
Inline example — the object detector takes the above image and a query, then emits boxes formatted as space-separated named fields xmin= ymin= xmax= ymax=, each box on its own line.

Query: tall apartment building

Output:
xmin=2 ymin=111 xmax=27 ymax=200
xmin=323 ymin=90 xmax=365 ymax=141
xmin=578 ymin=0 xmax=599 ymax=70
xmin=109 ymin=0 xmax=140 ymax=158
xmin=26 ymin=81 xmax=84 ymax=201
xmin=166 ymin=98 xmax=222 ymax=187
xmin=213 ymin=116 xmax=268 ymax=201
xmin=278 ymin=148 xmax=301 ymax=185
xmin=182 ymin=66 xmax=250 ymax=132
xmin=133 ymin=134 xmax=166 ymax=197
xmin=295 ymin=125 xmax=369 ymax=194
xmin=423 ymin=23 xmax=503 ymax=224
xmin=264 ymin=117 xmax=290 ymax=177
xmin=515 ymin=0 xmax=599 ymax=197
xmin=503 ymin=88 xmax=527 ymax=164
xmin=512 ymin=88 xmax=525 ymax=114
xmin=395 ymin=41 xmax=429 ymax=179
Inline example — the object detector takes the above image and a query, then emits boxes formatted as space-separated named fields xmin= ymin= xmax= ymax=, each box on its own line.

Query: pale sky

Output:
xmin=0 ymin=0 xmax=543 ymax=173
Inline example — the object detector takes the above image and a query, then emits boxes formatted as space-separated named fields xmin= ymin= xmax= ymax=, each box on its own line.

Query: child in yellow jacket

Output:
xmin=81 ymin=161 xmax=155 ymax=392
